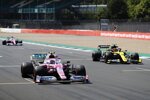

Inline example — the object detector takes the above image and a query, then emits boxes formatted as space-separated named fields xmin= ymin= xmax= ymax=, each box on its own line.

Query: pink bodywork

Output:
xmin=12 ymin=39 xmax=16 ymax=44
xmin=8 ymin=38 xmax=16 ymax=44
xmin=42 ymin=58 xmax=67 ymax=79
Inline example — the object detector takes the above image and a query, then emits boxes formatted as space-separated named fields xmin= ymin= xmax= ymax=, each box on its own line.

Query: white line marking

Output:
xmin=0 ymin=79 xmax=35 ymax=85
xmin=24 ymin=42 xmax=92 ymax=52
xmin=140 ymin=57 xmax=150 ymax=60
xmin=122 ymin=67 xmax=150 ymax=72
xmin=0 ymin=56 xmax=3 ymax=58
xmin=136 ymin=67 xmax=150 ymax=71
xmin=24 ymin=78 xmax=35 ymax=83
xmin=140 ymin=56 xmax=150 ymax=59
xmin=0 ymin=82 xmax=33 ymax=85
xmin=0 ymin=65 xmax=20 ymax=68
xmin=122 ymin=70 xmax=150 ymax=72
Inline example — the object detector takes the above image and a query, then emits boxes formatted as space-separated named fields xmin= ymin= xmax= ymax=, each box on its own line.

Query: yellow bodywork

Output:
xmin=138 ymin=58 xmax=142 ymax=63
xmin=113 ymin=51 xmax=128 ymax=62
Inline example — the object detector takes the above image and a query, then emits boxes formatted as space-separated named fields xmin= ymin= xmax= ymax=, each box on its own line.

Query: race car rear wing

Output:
xmin=98 ymin=45 xmax=110 ymax=48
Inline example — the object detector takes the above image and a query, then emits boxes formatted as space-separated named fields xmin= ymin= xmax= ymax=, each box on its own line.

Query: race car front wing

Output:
xmin=35 ymin=75 xmax=89 ymax=83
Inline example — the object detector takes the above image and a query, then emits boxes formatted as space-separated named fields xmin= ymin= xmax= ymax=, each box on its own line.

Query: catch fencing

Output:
xmin=0 ymin=19 xmax=150 ymax=33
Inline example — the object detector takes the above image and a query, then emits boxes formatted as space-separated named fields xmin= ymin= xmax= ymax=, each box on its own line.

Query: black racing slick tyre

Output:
xmin=92 ymin=52 xmax=101 ymax=61
xmin=75 ymin=65 xmax=86 ymax=76
xmin=92 ymin=56 xmax=99 ymax=61
xmin=104 ymin=52 xmax=112 ymax=64
xmin=33 ymin=66 xmax=51 ymax=83
xmin=131 ymin=53 xmax=139 ymax=60
xmin=74 ymin=65 xmax=89 ymax=84
xmin=33 ymin=66 xmax=47 ymax=83
xmin=21 ymin=62 xmax=33 ymax=78
xmin=34 ymin=66 xmax=47 ymax=75
xmin=130 ymin=53 xmax=140 ymax=64
xmin=33 ymin=70 xmax=37 ymax=83
xmin=16 ymin=40 xmax=23 ymax=46
xmin=2 ymin=41 xmax=6 ymax=45
xmin=104 ymin=55 xmax=108 ymax=63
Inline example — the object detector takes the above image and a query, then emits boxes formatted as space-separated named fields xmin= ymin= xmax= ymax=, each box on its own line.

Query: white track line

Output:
xmin=136 ymin=67 xmax=150 ymax=71
xmin=0 ymin=82 xmax=33 ymax=85
xmin=0 ymin=65 xmax=20 ymax=68
xmin=122 ymin=67 xmax=150 ymax=72
xmin=122 ymin=70 xmax=150 ymax=72
xmin=24 ymin=42 xmax=92 ymax=52
xmin=0 ymin=78 xmax=34 ymax=85
xmin=24 ymin=78 xmax=35 ymax=83
xmin=140 ymin=56 xmax=150 ymax=60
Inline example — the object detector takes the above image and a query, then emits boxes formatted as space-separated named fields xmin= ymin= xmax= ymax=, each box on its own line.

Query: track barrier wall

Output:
xmin=21 ymin=29 xmax=100 ymax=36
xmin=0 ymin=28 xmax=150 ymax=40
xmin=0 ymin=28 xmax=21 ymax=33
xmin=101 ymin=31 xmax=150 ymax=40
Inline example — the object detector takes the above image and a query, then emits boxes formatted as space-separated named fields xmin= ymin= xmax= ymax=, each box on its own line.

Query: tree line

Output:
xmin=91 ymin=0 xmax=150 ymax=20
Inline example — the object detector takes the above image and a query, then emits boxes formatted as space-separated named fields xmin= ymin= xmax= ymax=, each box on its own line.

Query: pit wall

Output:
xmin=0 ymin=28 xmax=150 ymax=40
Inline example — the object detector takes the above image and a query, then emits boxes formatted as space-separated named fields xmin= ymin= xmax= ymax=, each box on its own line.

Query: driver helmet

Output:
xmin=118 ymin=48 xmax=121 ymax=52
xmin=111 ymin=44 xmax=117 ymax=49
xmin=112 ymin=48 xmax=118 ymax=52
xmin=49 ymin=52 xmax=55 ymax=58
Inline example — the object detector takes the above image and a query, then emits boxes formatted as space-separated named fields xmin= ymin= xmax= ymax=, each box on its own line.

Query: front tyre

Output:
xmin=131 ymin=53 xmax=139 ymax=60
xmin=33 ymin=70 xmax=37 ymax=83
xmin=92 ymin=53 xmax=101 ymax=61
xmin=130 ymin=53 xmax=140 ymax=64
xmin=21 ymin=62 xmax=33 ymax=78
xmin=33 ymin=66 xmax=47 ymax=83
xmin=75 ymin=65 xmax=86 ymax=76
xmin=2 ymin=40 xmax=6 ymax=45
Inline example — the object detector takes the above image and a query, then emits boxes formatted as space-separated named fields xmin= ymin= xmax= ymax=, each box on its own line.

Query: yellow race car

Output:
xmin=92 ymin=44 xmax=142 ymax=64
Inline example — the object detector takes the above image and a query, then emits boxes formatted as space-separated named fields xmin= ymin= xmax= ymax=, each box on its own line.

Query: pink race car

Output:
xmin=2 ymin=36 xmax=23 ymax=46
xmin=21 ymin=53 xmax=89 ymax=84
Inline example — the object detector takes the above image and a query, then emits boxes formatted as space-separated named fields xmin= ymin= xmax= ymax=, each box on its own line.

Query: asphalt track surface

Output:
xmin=0 ymin=41 xmax=150 ymax=100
